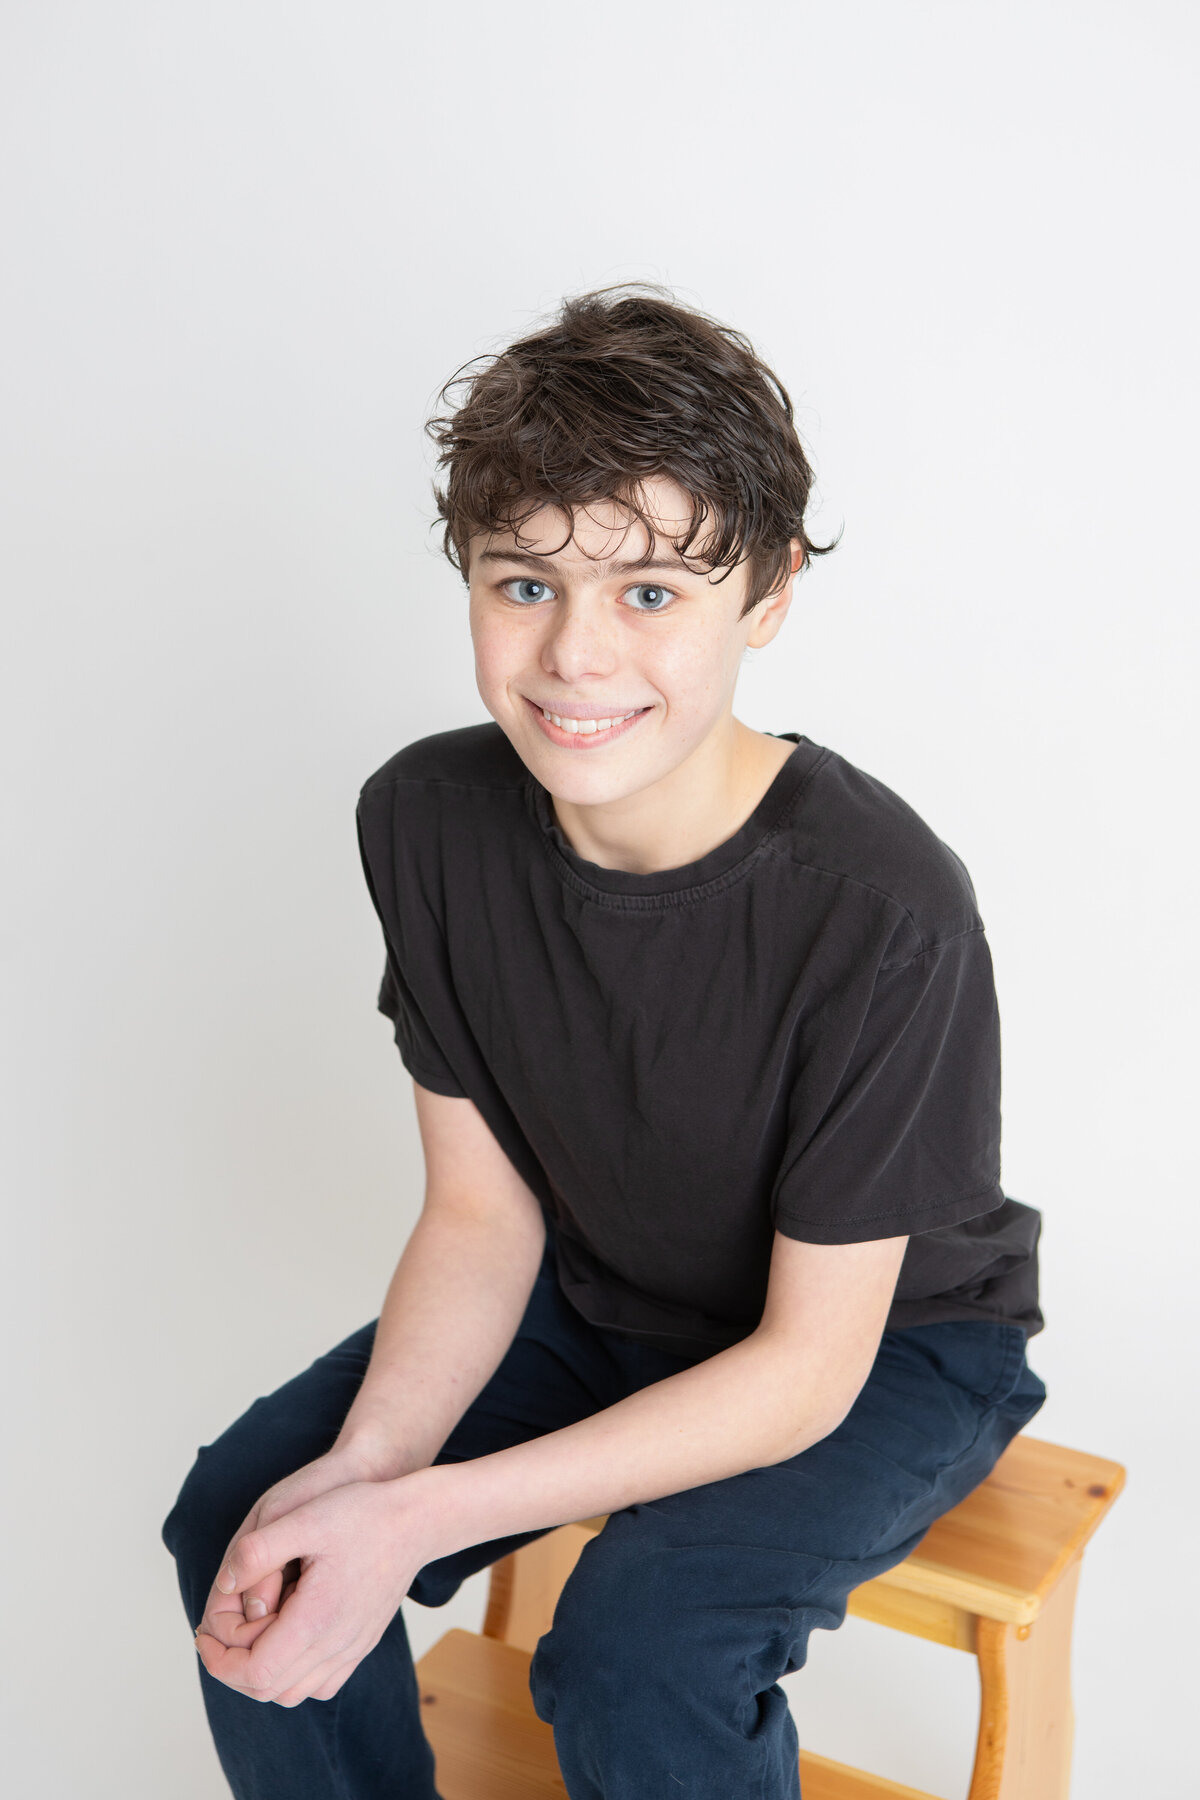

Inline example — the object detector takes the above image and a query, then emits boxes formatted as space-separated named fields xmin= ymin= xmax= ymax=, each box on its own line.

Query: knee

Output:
xmin=530 ymin=1527 xmax=752 ymax=1709
xmin=530 ymin=1535 xmax=669 ymax=1725
xmin=529 ymin=1516 xmax=817 ymax=1729
xmin=161 ymin=1431 xmax=261 ymax=1617
xmin=161 ymin=1325 xmax=376 ymax=1617
xmin=163 ymin=1443 xmax=221 ymax=1556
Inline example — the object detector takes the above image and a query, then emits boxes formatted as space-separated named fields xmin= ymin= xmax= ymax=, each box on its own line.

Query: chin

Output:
xmin=549 ymin=760 xmax=669 ymax=810
xmin=500 ymin=702 xmax=681 ymax=805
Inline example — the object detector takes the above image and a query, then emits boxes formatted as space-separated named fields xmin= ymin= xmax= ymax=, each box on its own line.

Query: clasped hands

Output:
xmin=194 ymin=1445 xmax=453 ymax=1708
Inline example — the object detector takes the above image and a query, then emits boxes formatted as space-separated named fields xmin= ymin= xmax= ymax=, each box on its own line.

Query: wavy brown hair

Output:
xmin=426 ymin=285 xmax=836 ymax=617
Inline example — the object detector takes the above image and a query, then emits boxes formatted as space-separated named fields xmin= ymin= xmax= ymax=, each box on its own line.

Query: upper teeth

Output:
xmin=542 ymin=708 xmax=642 ymax=734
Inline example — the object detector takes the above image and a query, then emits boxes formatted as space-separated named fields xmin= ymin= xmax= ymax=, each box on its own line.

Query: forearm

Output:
xmin=334 ymin=1196 xmax=546 ymax=1478
xmin=410 ymin=1324 xmax=846 ymax=1557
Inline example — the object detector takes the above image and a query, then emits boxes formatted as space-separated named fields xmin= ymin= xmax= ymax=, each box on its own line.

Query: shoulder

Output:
xmin=356 ymin=723 xmax=530 ymax=907
xmin=777 ymin=740 xmax=985 ymax=956
xmin=358 ymin=721 xmax=527 ymax=808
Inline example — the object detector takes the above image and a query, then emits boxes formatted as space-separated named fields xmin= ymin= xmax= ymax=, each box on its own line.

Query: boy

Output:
xmin=164 ymin=287 xmax=1045 ymax=1800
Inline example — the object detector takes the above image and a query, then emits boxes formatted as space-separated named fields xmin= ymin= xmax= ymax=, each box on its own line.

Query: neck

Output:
xmin=550 ymin=717 xmax=795 ymax=875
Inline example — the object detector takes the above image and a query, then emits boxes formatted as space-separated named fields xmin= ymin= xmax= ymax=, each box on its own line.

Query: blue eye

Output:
xmin=503 ymin=578 xmax=554 ymax=604
xmin=624 ymin=584 xmax=674 ymax=612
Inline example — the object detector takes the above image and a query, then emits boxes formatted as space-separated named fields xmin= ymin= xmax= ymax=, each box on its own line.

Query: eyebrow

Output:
xmin=475 ymin=549 xmax=707 ymax=581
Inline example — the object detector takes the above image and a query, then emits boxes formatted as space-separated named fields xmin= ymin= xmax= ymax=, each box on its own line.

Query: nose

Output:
xmin=540 ymin=594 xmax=619 ymax=684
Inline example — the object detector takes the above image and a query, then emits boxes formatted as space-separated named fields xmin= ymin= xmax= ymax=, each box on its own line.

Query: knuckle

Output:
xmin=221 ymin=1675 xmax=272 ymax=1704
xmin=236 ymin=1533 xmax=268 ymax=1581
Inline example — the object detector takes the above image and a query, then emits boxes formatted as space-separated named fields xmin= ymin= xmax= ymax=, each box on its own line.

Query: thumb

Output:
xmin=215 ymin=1504 xmax=324 ymax=1598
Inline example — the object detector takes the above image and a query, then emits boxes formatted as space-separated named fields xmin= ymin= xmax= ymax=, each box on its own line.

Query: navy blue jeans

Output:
xmin=163 ymin=1246 xmax=1046 ymax=1800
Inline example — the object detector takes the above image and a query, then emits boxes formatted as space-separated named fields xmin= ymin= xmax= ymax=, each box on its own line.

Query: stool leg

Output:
xmin=483 ymin=1525 xmax=593 ymax=1652
xmin=969 ymin=1555 xmax=1081 ymax=1800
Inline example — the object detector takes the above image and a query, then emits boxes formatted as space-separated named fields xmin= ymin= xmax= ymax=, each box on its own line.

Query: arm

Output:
xmin=330 ymin=1081 xmax=549 ymax=1477
xmin=346 ymin=1091 xmax=904 ymax=1521
xmin=411 ymin=1222 xmax=909 ymax=1547
xmin=200 ymin=1112 xmax=907 ymax=1704
xmin=199 ymin=1083 xmax=546 ymax=1634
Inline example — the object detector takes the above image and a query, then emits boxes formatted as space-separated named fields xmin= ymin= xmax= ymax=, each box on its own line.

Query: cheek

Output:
xmin=657 ymin=629 xmax=741 ymax=711
xmin=471 ymin=610 xmax=533 ymax=686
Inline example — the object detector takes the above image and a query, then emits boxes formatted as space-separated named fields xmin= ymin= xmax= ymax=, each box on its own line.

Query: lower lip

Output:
xmin=524 ymin=696 xmax=652 ymax=748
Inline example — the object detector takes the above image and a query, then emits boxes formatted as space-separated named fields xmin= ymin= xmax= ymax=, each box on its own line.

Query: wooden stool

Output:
xmin=415 ymin=1433 xmax=1124 ymax=1800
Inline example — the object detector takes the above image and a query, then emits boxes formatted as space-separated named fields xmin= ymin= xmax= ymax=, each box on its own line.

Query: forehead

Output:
xmin=474 ymin=474 xmax=722 ymax=576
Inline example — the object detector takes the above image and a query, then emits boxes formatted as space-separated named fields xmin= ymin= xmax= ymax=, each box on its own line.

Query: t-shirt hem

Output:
xmin=394 ymin=1046 xmax=466 ymax=1099
xmin=884 ymin=1297 xmax=1045 ymax=1337
xmin=773 ymin=1179 xmax=1005 ymax=1244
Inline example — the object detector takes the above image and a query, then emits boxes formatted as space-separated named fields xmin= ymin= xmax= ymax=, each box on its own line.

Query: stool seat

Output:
xmin=861 ymin=1432 xmax=1123 ymax=1624
xmin=415 ymin=1433 xmax=1125 ymax=1800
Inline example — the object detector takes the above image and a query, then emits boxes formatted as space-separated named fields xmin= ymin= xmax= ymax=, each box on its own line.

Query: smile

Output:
xmin=524 ymin=696 xmax=651 ymax=747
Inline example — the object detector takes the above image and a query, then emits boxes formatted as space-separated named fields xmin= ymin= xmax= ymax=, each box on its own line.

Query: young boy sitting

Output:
xmin=164 ymin=286 xmax=1046 ymax=1800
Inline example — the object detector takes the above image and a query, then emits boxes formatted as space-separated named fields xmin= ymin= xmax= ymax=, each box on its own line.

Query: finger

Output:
xmin=241 ymin=1563 xmax=285 ymax=1624
xmin=216 ymin=1511 xmax=321 ymax=1600
xmin=199 ymin=1558 xmax=303 ymax=1666
xmin=195 ymin=1622 xmax=320 ymax=1701
xmin=310 ymin=1660 xmax=359 ymax=1702
xmin=236 ymin=1553 xmax=298 ymax=1633
xmin=198 ymin=1607 xmax=279 ymax=1651
xmin=198 ymin=1588 xmax=260 ymax=1647
xmin=275 ymin=1652 xmax=359 ymax=1708
xmin=200 ymin=1571 xmax=341 ymax=1703
xmin=199 ymin=1502 xmax=268 ymax=1630
xmin=270 ymin=1602 xmax=384 ymax=1707
xmin=195 ymin=1632 xmax=270 ymax=1698
xmin=232 ymin=1576 xmax=356 ymax=1699
xmin=218 ymin=1505 xmax=264 ymax=1575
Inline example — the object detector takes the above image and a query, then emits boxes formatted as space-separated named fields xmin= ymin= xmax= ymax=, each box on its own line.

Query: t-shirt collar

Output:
xmin=526 ymin=733 xmax=826 ymax=903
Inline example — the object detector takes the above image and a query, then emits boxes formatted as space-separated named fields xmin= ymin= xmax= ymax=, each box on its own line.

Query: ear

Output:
xmin=744 ymin=541 xmax=803 ymax=650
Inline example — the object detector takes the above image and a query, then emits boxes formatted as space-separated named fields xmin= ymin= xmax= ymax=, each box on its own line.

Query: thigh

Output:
xmin=791 ymin=1320 xmax=1047 ymax=1571
xmin=413 ymin=1260 xmax=628 ymax=1602
xmin=433 ymin=1254 xmax=625 ymax=1465
xmin=162 ymin=1321 xmax=382 ymax=1609
xmin=545 ymin=1322 xmax=1046 ymax=1669
xmin=163 ymin=1257 xmax=623 ymax=1606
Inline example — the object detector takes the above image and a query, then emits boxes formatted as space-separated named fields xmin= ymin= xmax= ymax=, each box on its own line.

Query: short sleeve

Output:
xmin=356 ymin=794 xmax=467 ymax=1100
xmin=772 ymin=927 xmax=1005 ymax=1243
xmin=376 ymin=943 xmax=466 ymax=1098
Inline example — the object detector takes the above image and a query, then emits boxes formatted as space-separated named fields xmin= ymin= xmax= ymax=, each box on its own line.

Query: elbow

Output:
xmin=771 ymin=1403 xmax=848 ymax=1465
xmin=764 ymin=1365 xmax=870 ymax=1465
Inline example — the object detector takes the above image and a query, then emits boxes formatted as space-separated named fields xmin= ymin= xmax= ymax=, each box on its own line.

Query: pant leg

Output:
xmin=163 ymin=1321 xmax=441 ymax=1800
xmin=529 ymin=1321 xmax=1047 ymax=1800
xmin=161 ymin=1254 xmax=628 ymax=1800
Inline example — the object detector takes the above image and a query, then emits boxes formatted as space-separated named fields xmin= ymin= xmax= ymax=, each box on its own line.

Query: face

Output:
xmin=467 ymin=475 xmax=794 ymax=809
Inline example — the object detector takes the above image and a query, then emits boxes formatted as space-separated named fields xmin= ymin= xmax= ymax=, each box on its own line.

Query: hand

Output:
xmin=194 ymin=1469 xmax=449 ymax=1706
xmin=197 ymin=1440 xmax=408 ymax=1657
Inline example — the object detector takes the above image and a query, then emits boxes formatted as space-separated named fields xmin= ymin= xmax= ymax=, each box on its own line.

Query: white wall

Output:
xmin=2 ymin=3 xmax=1195 ymax=1794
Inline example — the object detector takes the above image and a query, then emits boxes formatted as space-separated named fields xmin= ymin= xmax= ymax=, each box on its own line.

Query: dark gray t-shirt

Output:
xmin=356 ymin=723 xmax=1042 ymax=1358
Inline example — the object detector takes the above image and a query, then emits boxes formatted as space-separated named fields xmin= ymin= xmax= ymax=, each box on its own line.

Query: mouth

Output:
xmin=523 ymin=695 xmax=652 ymax=748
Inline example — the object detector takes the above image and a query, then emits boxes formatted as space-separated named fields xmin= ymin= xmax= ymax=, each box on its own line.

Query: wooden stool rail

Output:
xmin=415 ymin=1433 xmax=1124 ymax=1800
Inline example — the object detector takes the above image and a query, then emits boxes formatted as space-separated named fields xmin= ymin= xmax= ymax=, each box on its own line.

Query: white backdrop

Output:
xmin=2 ymin=4 xmax=1195 ymax=1795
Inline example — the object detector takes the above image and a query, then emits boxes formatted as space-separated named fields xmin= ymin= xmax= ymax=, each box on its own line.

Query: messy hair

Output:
xmin=426 ymin=285 xmax=836 ymax=617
